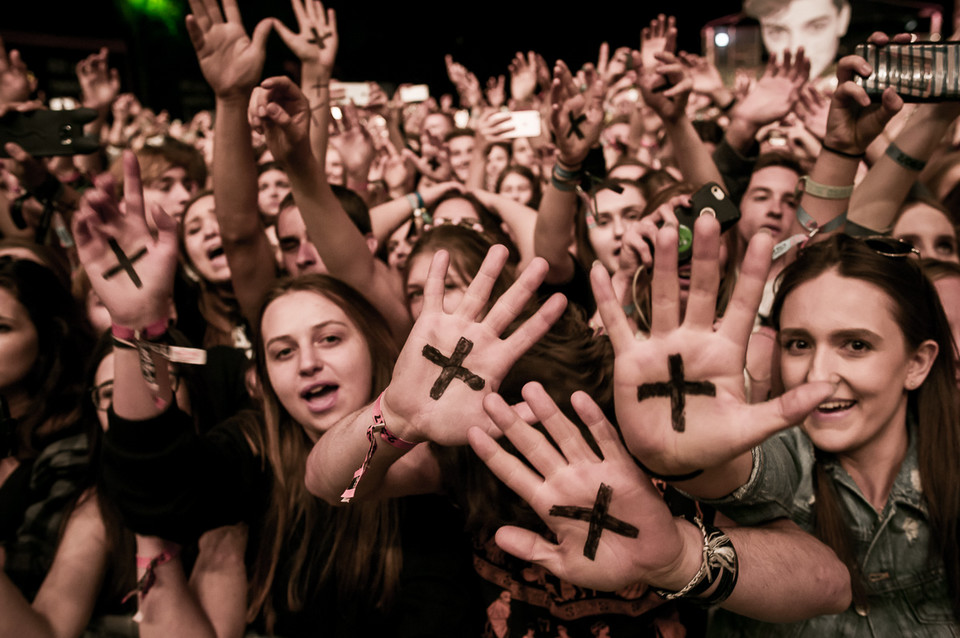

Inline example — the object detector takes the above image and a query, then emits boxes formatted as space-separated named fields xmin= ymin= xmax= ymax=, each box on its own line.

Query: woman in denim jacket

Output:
xmin=705 ymin=235 xmax=960 ymax=636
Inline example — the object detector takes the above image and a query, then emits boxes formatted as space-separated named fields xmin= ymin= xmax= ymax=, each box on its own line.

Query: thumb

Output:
xmin=250 ymin=18 xmax=274 ymax=52
xmin=495 ymin=526 xmax=558 ymax=567
xmin=747 ymin=380 xmax=836 ymax=441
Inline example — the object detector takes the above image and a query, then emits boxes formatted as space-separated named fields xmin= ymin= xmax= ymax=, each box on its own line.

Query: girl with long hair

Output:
xmin=591 ymin=219 xmax=960 ymax=633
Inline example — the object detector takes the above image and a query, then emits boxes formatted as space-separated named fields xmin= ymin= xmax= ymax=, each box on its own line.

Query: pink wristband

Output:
xmin=340 ymin=392 xmax=418 ymax=503
xmin=374 ymin=393 xmax=417 ymax=450
xmin=112 ymin=317 xmax=169 ymax=341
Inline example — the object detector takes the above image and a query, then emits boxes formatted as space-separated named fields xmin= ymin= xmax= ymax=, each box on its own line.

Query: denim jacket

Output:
xmin=705 ymin=425 xmax=958 ymax=637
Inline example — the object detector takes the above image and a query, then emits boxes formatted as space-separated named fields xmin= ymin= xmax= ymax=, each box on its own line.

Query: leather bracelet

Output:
xmin=655 ymin=517 xmax=738 ymax=604
xmin=885 ymin=141 xmax=926 ymax=171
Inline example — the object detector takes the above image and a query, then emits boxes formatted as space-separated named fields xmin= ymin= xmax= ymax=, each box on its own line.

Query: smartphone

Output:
xmin=855 ymin=42 xmax=960 ymax=102
xmin=501 ymin=110 xmax=541 ymax=139
xmin=0 ymin=108 xmax=100 ymax=157
xmin=336 ymin=82 xmax=371 ymax=107
xmin=399 ymin=84 xmax=430 ymax=103
xmin=673 ymin=182 xmax=741 ymax=264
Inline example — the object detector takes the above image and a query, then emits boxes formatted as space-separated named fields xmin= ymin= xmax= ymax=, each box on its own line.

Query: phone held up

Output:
xmin=0 ymin=108 xmax=100 ymax=158
xmin=672 ymin=182 xmax=741 ymax=264
xmin=855 ymin=41 xmax=960 ymax=102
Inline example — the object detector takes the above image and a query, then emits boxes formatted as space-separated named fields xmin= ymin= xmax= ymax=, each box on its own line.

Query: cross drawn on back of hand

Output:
xmin=103 ymin=238 xmax=147 ymax=289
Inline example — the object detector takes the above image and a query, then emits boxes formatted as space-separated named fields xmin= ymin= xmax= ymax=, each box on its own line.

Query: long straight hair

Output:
xmin=771 ymin=235 xmax=960 ymax=617
xmin=245 ymin=275 xmax=402 ymax=632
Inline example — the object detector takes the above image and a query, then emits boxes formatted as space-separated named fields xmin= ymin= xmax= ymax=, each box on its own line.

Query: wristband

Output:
xmin=123 ymin=543 xmax=182 ymax=622
xmin=885 ymin=142 xmax=926 ymax=171
xmin=821 ymin=143 xmax=865 ymax=160
xmin=111 ymin=318 xmax=169 ymax=342
xmin=655 ymin=517 xmax=739 ymax=604
xmin=340 ymin=392 xmax=418 ymax=503
xmin=771 ymin=205 xmax=847 ymax=260
xmin=795 ymin=175 xmax=854 ymax=200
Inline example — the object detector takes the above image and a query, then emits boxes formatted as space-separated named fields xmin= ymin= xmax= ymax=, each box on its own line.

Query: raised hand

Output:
xmin=794 ymin=84 xmax=829 ymax=141
xmin=509 ymin=51 xmax=539 ymax=104
xmin=273 ymin=0 xmax=338 ymax=78
xmin=592 ymin=215 xmax=835 ymax=480
xmin=445 ymin=55 xmax=483 ymax=108
xmin=380 ymin=246 xmax=567 ymax=445
xmin=822 ymin=52 xmax=902 ymax=156
xmin=184 ymin=0 xmax=273 ymax=100
xmin=76 ymin=47 xmax=120 ymax=114
xmin=248 ymin=76 xmax=311 ymax=166
xmin=640 ymin=14 xmax=677 ymax=71
xmin=549 ymin=60 xmax=604 ymax=166
xmin=637 ymin=51 xmax=693 ymax=124
xmin=485 ymin=75 xmax=506 ymax=109
xmin=678 ymin=51 xmax=725 ymax=96
xmin=597 ymin=43 xmax=633 ymax=86
xmin=0 ymin=36 xmax=36 ymax=105
xmin=329 ymin=102 xmax=375 ymax=179
xmin=730 ymin=48 xmax=810 ymax=129
xmin=468 ymin=384 xmax=698 ymax=592
xmin=72 ymin=151 xmax=178 ymax=329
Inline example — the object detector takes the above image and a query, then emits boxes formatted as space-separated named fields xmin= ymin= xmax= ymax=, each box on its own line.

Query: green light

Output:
xmin=122 ymin=0 xmax=183 ymax=33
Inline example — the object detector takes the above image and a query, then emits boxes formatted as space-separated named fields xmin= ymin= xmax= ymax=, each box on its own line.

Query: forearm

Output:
xmin=465 ymin=137 xmax=486 ymax=190
xmin=136 ymin=536 xmax=218 ymax=638
xmin=0 ymin=572 xmax=57 ymax=637
xmin=302 ymin=62 xmax=331 ymax=167
xmin=719 ymin=518 xmax=851 ymax=621
xmin=482 ymin=192 xmax=538 ymax=269
xmin=370 ymin=196 xmax=417 ymax=245
xmin=213 ymin=95 xmax=278 ymax=322
xmin=662 ymin=116 xmax=724 ymax=187
xmin=535 ymin=170 xmax=579 ymax=284
xmin=305 ymin=402 xmax=410 ymax=504
xmin=850 ymin=103 xmax=960 ymax=232
xmin=723 ymin=117 xmax=761 ymax=156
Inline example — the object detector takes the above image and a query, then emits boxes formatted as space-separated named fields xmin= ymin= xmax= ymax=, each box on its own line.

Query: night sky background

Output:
xmin=2 ymin=0 xmax=955 ymax=119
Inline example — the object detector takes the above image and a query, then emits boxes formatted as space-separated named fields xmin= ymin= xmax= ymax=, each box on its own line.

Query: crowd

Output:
xmin=3 ymin=0 xmax=960 ymax=635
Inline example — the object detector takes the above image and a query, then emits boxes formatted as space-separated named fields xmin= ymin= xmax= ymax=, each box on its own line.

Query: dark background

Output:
xmin=1 ymin=0 xmax=954 ymax=119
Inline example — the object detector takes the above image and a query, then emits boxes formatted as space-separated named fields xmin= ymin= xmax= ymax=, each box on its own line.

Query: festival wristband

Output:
xmin=885 ymin=141 xmax=926 ymax=171
xmin=340 ymin=392 xmax=418 ymax=503
xmin=795 ymin=175 xmax=854 ymax=200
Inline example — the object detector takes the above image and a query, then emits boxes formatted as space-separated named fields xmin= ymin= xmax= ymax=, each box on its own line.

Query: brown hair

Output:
xmin=771 ymin=234 xmax=960 ymax=617
xmin=244 ymin=275 xmax=402 ymax=631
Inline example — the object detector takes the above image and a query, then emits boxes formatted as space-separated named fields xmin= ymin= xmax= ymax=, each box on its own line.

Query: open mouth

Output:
xmin=301 ymin=384 xmax=337 ymax=401
xmin=207 ymin=246 xmax=225 ymax=260
xmin=816 ymin=399 xmax=857 ymax=413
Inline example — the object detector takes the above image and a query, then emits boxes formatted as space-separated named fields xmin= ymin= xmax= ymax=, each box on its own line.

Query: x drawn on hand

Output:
xmin=549 ymin=483 xmax=639 ymax=560
xmin=566 ymin=112 xmax=587 ymax=139
xmin=307 ymin=28 xmax=333 ymax=49
xmin=103 ymin=238 xmax=146 ymax=289
xmin=636 ymin=353 xmax=716 ymax=433
xmin=421 ymin=336 xmax=485 ymax=400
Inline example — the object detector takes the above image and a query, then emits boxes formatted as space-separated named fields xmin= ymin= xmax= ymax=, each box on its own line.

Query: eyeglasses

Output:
xmin=91 ymin=370 xmax=181 ymax=412
xmin=863 ymin=236 xmax=921 ymax=258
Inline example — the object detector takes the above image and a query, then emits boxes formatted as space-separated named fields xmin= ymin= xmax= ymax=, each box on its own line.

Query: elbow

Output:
xmin=303 ymin=460 xmax=345 ymax=507
xmin=821 ymin=559 xmax=853 ymax=615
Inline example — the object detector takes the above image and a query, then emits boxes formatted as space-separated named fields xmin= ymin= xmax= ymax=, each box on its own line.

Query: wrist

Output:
xmin=377 ymin=389 xmax=423 ymax=444
xmin=214 ymin=91 xmax=254 ymax=107
xmin=555 ymin=156 xmax=584 ymax=171
xmin=647 ymin=517 xmax=705 ymax=591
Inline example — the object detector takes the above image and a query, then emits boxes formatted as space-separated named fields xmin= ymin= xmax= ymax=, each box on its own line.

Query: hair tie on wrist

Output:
xmin=821 ymin=143 xmax=865 ymax=160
